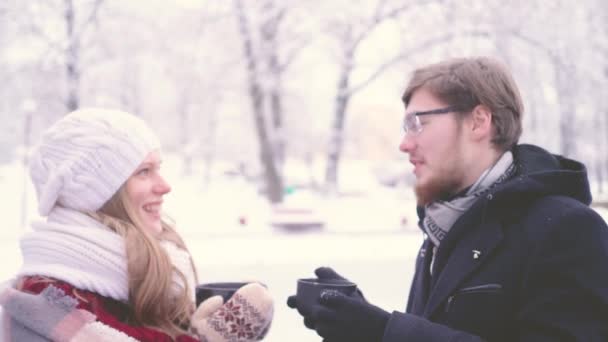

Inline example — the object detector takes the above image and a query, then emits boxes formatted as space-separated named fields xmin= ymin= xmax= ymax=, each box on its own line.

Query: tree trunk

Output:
xmin=120 ymin=61 xmax=141 ymax=115
xmin=234 ymin=0 xmax=283 ymax=203
xmin=21 ymin=110 xmax=33 ymax=229
xmin=261 ymin=3 xmax=286 ymax=177
xmin=252 ymin=83 xmax=284 ymax=202
xmin=604 ymin=66 xmax=608 ymax=194
xmin=594 ymin=109 xmax=604 ymax=194
xmin=597 ymin=68 xmax=608 ymax=194
xmin=64 ymin=0 xmax=80 ymax=111
xmin=202 ymin=112 xmax=217 ymax=188
xmin=553 ymin=57 xmax=576 ymax=157
xmin=325 ymin=63 xmax=351 ymax=194
xmin=179 ymin=101 xmax=193 ymax=176
xmin=597 ymin=159 xmax=604 ymax=195
xmin=269 ymin=74 xmax=285 ymax=171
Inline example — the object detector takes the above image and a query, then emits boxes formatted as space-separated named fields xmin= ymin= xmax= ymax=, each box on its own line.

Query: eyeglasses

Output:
xmin=402 ymin=106 xmax=463 ymax=135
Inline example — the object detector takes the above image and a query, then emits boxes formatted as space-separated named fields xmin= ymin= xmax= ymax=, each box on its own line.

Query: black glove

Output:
xmin=314 ymin=267 xmax=366 ymax=300
xmin=287 ymin=266 xmax=364 ymax=330
xmin=287 ymin=294 xmax=317 ymax=329
xmin=312 ymin=289 xmax=390 ymax=342
xmin=315 ymin=266 xmax=347 ymax=280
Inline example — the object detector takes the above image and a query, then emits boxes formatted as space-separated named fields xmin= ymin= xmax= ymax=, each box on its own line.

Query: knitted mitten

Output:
xmin=191 ymin=283 xmax=274 ymax=342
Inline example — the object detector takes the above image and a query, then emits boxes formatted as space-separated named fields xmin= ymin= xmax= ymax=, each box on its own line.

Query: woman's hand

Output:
xmin=191 ymin=283 xmax=274 ymax=342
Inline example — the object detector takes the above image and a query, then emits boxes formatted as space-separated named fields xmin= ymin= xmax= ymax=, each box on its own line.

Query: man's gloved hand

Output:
xmin=191 ymin=283 xmax=274 ymax=341
xmin=287 ymin=292 xmax=317 ymax=330
xmin=314 ymin=267 xmax=365 ymax=300
xmin=312 ymin=290 xmax=390 ymax=342
xmin=287 ymin=267 xmax=365 ymax=331
xmin=314 ymin=266 xmax=348 ymax=281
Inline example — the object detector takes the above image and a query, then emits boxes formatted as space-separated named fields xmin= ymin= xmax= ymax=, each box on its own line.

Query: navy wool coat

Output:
xmin=383 ymin=144 xmax=608 ymax=342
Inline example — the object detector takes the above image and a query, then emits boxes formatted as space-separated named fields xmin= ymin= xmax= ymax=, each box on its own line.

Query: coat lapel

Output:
xmin=423 ymin=219 xmax=504 ymax=318
xmin=407 ymin=238 xmax=434 ymax=315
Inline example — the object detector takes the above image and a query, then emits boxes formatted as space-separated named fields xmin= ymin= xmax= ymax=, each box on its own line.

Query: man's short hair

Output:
xmin=402 ymin=57 xmax=524 ymax=151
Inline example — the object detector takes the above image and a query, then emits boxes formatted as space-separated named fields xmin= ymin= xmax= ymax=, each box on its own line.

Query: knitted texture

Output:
xmin=0 ymin=285 xmax=138 ymax=342
xmin=18 ymin=206 xmax=196 ymax=303
xmin=191 ymin=283 xmax=274 ymax=341
xmin=29 ymin=108 xmax=160 ymax=216
xmin=70 ymin=321 xmax=140 ymax=342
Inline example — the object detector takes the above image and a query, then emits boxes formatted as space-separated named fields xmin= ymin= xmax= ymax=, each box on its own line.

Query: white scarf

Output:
xmin=17 ymin=206 xmax=196 ymax=304
xmin=423 ymin=151 xmax=516 ymax=248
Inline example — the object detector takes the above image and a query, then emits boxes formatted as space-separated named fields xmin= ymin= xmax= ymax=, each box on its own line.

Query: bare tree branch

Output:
xmin=74 ymin=0 xmax=104 ymax=42
xmin=506 ymin=29 xmax=557 ymax=60
xmin=278 ymin=36 xmax=311 ymax=72
xmin=328 ymin=0 xmax=445 ymax=69
xmin=347 ymin=29 xmax=491 ymax=97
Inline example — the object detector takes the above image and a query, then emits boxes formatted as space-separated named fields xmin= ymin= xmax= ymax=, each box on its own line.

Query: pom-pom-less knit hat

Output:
xmin=29 ymin=108 xmax=161 ymax=216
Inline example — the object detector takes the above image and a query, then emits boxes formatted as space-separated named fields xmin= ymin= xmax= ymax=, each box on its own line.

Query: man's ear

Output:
xmin=468 ymin=104 xmax=493 ymax=141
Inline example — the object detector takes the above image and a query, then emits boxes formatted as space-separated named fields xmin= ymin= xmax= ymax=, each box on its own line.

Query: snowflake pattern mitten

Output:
xmin=191 ymin=283 xmax=274 ymax=342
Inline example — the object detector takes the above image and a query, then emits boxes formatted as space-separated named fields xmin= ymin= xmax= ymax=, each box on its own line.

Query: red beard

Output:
xmin=414 ymin=166 xmax=465 ymax=205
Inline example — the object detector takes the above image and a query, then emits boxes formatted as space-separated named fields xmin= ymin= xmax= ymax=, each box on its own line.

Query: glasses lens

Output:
xmin=403 ymin=113 xmax=419 ymax=133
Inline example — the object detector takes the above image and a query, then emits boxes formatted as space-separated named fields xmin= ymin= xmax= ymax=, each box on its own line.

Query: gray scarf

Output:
xmin=422 ymin=151 xmax=515 ymax=248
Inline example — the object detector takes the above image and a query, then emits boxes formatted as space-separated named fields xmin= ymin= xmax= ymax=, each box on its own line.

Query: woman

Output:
xmin=0 ymin=108 xmax=273 ymax=341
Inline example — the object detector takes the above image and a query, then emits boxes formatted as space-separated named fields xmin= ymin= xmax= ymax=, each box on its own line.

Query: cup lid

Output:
xmin=197 ymin=282 xmax=249 ymax=290
xmin=297 ymin=278 xmax=356 ymax=286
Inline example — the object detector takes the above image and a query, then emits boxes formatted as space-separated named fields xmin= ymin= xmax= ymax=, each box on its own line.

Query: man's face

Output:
xmin=399 ymin=88 xmax=469 ymax=205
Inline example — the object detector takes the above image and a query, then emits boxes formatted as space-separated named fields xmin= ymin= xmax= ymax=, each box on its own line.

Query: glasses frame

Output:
xmin=402 ymin=106 xmax=464 ymax=135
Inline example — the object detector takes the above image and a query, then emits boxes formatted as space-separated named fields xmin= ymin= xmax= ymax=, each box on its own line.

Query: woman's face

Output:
xmin=124 ymin=150 xmax=171 ymax=235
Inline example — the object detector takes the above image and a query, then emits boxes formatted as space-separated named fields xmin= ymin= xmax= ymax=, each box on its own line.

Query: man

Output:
xmin=287 ymin=57 xmax=608 ymax=341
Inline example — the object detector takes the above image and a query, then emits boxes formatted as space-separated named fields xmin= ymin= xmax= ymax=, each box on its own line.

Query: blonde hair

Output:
xmin=91 ymin=187 xmax=197 ymax=339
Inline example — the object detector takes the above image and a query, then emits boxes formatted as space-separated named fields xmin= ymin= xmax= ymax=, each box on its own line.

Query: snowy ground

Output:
xmin=184 ymin=232 xmax=419 ymax=341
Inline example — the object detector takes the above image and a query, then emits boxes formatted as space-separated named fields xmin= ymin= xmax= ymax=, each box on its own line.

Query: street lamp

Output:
xmin=21 ymin=99 xmax=37 ymax=230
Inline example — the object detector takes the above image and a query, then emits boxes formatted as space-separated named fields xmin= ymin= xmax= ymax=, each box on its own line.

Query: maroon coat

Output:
xmin=20 ymin=276 xmax=199 ymax=342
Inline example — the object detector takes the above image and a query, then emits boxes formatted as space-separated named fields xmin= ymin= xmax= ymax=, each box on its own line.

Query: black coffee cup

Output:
xmin=296 ymin=278 xmax=357 ymax=315
xmin=196 ymin=282 xmax=249 ymax=306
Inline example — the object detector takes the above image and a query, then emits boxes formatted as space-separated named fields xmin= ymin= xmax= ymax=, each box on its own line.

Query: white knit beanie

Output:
xmin=29 ymin=108 xmax=161 ymax=216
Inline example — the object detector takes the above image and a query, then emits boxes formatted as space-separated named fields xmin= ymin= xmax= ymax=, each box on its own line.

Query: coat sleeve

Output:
xmin=513 ymin=205 xmax=608 ymax=341
xmin=383 ymin=312 xmax=485 ymax=341
xmin=19 ymin=278 xmax=198 ymax=342
xmin=382 ymin=205 xmax=608 ymax=342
